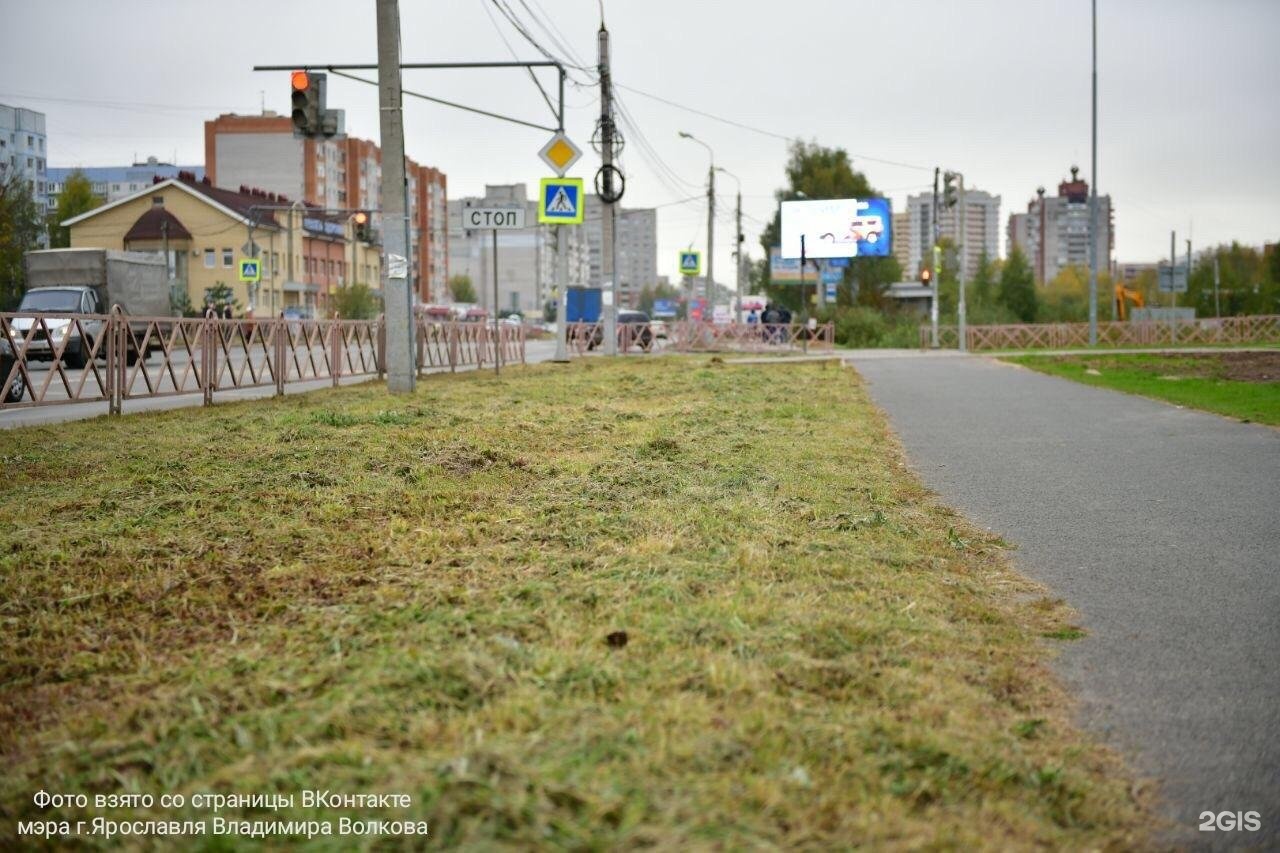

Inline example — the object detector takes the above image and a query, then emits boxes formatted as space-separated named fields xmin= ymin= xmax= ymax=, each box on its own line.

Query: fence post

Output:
xmin=202 ymin=308 xmax=215 ymax=406
xmin=107 ymin=306 xmax=121 ymax=415
xmin=378 ymin=314 xmax=387 ymax=378
xmin=275 ymin=315 xmax=287 ymax=396
xmin=331 ymin=316 xmax=342 ymax=388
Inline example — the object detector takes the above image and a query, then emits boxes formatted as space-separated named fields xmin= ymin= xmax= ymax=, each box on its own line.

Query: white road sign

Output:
xmin=464 ymin=207 xmax=527 ymax=230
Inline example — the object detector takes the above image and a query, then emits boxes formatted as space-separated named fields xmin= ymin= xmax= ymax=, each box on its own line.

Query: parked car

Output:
xmin=588 ymin=310 xmax=654 ymax=351
xmin=1 ymin=337 xmax=23 ymax=403
xmin=650 ymin=319 xmax=669 ymax=339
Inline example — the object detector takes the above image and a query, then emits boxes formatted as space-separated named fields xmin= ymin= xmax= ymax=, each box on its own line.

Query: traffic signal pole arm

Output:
xmin=254 ymin=61 xmax=567 ymax=133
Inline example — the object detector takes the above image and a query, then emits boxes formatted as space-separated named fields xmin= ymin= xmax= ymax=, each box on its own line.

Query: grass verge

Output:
xmin=0 ymin=358 xmax=1150 ymax=847
xmin=1004 ymin=351 xmax=1280 ymax=425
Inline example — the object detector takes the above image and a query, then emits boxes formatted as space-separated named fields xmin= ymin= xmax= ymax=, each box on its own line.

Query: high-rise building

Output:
xmin=446 ymin=184 xmax=589 ymax=314
xmin=204 ymin=112 xmax=447 ymax=302
xmin=46 ymin=157 xmax=205 ymax=211
xmin=1007 ymin=167 xmax=1113 ymax=285
xmin=903 ymin=187 xmax=1000 ymax=279
xmin=584 ymin=195 xmax=659 ymax=307
xmin=1 ymin=103 xmax=49 ymax=245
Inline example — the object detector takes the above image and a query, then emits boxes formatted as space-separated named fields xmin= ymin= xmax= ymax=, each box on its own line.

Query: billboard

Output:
xmin=652 ymin=298 xmax=678 ymax=318
xmin=780 ymin=197 xmax=892 ymax=259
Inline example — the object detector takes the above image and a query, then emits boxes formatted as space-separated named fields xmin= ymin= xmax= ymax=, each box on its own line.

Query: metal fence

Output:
xmin=921 ymin=315 xmax=1280 ymax=351
xmin=1 ymin=308 xmax=525 ymax=413
xmin=668 ymin=321 xmax=835 ymax=352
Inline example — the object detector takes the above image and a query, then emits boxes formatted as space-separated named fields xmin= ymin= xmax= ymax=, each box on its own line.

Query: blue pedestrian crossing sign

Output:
xmin=678 ymin=251 xmax=701 ymax=276
xmin=238 ymin=258 xmax=261 ymax=282
xmin=538 ymin=177 xmax=584 ymax=224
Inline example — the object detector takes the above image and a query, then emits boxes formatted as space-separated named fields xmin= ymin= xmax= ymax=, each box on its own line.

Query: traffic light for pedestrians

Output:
xmin=290 ymin=71 xmax=339 ymax=138
xmin=943 ymin=171 xmax=958 ymax=209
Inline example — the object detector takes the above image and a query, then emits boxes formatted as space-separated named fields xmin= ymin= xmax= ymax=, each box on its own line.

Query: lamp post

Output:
xmin=679 ymin=131 xmax=714 ymax=315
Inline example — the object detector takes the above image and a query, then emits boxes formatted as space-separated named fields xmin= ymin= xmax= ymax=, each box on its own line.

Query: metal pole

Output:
xmin=1213 ymin=254 xmax=1220 ymax=319
xmin=1088 ymin=0 xmax=1099 ymax=346
xmin=375 ymin=0 xmax=415 ymax=392
xmin=598 ymin=22 xmax=618 ymax=355
xmin=800 ymin=234 xmax=808 ymax=354
xmin=931 ymin=167 xmax=939 ymax=347
xmin=706 ymin=164 xmax=715 ymax=314
xmin=735 ymin=189 xmax=743 ymax=299
xmin=1170 ymin=230 xmax=1177 ymax=344
xmin=553 ymin=226 xmax=569 ymax=362
xmin=957 ymin=175 xmax=967 ymax=352
xmin=492 ymin=228 xmax=500 ymax=376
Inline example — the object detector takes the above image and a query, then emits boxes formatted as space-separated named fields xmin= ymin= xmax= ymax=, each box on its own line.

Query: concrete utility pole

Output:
xmin=375 ymin=0 xmax=415 ymax=392
xmin=931 ymin=167 xmax=940 ymax=347
xmin=1213 ymin=254 xmax=1221 ymax=319
xmin=706 ymin=163 xmax=715 ymax=313
xmin=736 ymin=187 xmax=743 ymax=298
xmin=597 ymin=20 xmax=619 ymax=355
xmin=958 ymin=174 xmax=968 ymax=352
xmin=1088 ymin=0 xmax=1099 ymax=345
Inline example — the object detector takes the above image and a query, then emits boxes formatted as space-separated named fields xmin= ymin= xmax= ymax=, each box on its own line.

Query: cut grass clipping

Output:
xmin=0 ymin=359 xmax=1149 ymax=847
xmin=1005 ymin=351 xmax=1280 ymax=425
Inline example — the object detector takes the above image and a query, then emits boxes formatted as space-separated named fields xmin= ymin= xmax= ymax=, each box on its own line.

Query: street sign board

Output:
xmin=678 ymin=251 xmax=702 ymax=276
xmin=1158 ymin=265 xmax=1188 ymax=293
xmin=238 ymin=258 xmax=261 ymax=282
xmin=652 ymin=298 xmax=677 ymax=318
xmin=538 ymin=131 xmax=582 ymax=176
xmin=827 ymin=257 xmax=850 ymax=268
xmin=820 ymin=268 xmax=843 ymax=285
xmin=780 ymin=197 xmax=893 ymax=259
xmin=464 ymin=206 xmax=526 ymax=230
xmin=241 ymin=239 xmax=261 ymax=258
xmin=538 ymin=177 xmax=584 ymax=224
xmin=825 ymin=281 xmax=838 ymax=301
xmin=769 ymin=247 xmax=803 ymax=283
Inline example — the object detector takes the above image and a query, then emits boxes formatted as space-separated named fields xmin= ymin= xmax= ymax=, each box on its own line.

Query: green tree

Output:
xmin=970 ymin=251 xmax=996 ymax=310
xmin=48 ymin=170 xmax=101 ymax=248
xmin=0 ymin=169 xmax=43 ymax=310
xmin=757 ymin=141 xmax=898 ymax=312
xmin=202 ymin=281 xmax=240 ymax=313
xmin=998 ymin=246 xmax=1038 ymax=322
xmin=1186 ymin=243 xmax=1278 ymax=317
xmin=448 ymin=274 xmax=476 ymax=303
xmin=333 ymin=282 xmax=381 ymax=319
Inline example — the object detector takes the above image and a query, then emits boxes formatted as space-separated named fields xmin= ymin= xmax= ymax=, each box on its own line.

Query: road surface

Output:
xmin=847 ymin=351 xmax=1279 ymax=847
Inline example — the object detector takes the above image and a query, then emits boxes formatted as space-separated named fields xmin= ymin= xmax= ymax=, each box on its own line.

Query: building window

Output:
xmin=222 ymin=248 xmax=233 ymax=267
xmin=204 ymin=249 xmax=215 ymax=268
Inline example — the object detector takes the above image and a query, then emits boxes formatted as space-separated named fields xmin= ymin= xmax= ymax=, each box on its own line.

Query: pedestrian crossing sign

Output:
xmin=679 ymin=251 xmax=701 ymax=276
xmin=238 ymin=258 xmax=261 ymax=282
xmin=538 ymin=177 xmax=584 ymax=224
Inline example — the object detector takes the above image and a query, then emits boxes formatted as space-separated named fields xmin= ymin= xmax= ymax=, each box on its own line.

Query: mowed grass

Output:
xmin=1005 ymin=351 xmax=1280 ymax=425
xmin=0 ymin=359 xmax=1150 ymax=847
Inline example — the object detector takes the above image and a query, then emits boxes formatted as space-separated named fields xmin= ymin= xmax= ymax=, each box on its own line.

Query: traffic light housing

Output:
xmin=920 ymin=267 xmax=932 ymax=284
xmin=290 ymin=70 xmax=340 ymax=138
xmin=943 ymin=171 xmax=958 ymax=209
xmin=352 ymin=211 xmax=370 ymax=242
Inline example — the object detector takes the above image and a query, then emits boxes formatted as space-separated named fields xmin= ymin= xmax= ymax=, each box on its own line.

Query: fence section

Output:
xmin=2 ymin=310 xmax=527 ymax=414
xmin=669 ymin=321 xmax=835 ymax=353
xmin=920 ymin=315 xmax=1280 ymax=351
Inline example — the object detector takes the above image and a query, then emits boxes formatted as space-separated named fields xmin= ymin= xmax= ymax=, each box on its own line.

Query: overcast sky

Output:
xmin=3 ymin=0 xmax=1277 ymax=284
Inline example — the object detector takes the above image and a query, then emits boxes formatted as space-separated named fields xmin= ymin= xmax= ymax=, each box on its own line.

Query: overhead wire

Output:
xmin=481 ymin=0 xmax=557 ymax=120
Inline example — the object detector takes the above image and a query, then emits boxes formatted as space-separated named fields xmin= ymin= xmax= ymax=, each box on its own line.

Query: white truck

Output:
xmin=14 ymin=248 xmax=171 ymax=366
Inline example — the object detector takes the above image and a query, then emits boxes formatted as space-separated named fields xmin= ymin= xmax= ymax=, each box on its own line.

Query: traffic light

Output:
xmin=943 ymin=171 xmax=958 ymax=209
xmin=290 ymin=71 xmax=339 ymax=138
xmin=352 ymin=210 xmax=370 ymax=242
xmin=920 ymin=267 xmax=932 ymax=284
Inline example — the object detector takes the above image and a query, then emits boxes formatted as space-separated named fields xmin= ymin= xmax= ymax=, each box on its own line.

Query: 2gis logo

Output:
xmin=1198 ymin=810 xmax=1261 ymax=832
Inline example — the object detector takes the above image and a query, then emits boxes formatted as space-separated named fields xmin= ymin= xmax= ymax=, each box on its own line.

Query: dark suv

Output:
xmin=588 ymin=310 xmax=653 ymax=351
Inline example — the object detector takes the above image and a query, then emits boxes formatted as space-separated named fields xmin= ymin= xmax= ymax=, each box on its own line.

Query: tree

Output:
xmin=1186 ymin=243 xmax=1278 ymax=317
xmin=0 ymin=169 xmax=43 ymax=310
xmin=636 ymin=280 xmax=682 ymax=315
xmin=48 ymin=170 xmax=101 ymax=248
xmin=448 ymin=274 xmax=476 ymax=303
xmin=202 ymin=281 xmax=240 ymax=313
xmin=333 ymin=282 xmax=381 ymax=319
xmin=757 ymin=141 xmax=899 ymax=311
xmin=998 ymin=246 xmax=1038 ymax=322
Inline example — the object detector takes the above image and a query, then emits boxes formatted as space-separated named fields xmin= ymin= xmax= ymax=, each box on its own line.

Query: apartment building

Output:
xmin=583 ymin=194 xmax=659 ymax=307
xmin=46 ymin=157 xmax=205 ymax=211
xmin=1008 ymin=167 xmax=1114 ymax=284
xmin=1 ymin=103 xmax=49 ymax=244
xmin=902 ymin=187 xmax=1000 ymax=279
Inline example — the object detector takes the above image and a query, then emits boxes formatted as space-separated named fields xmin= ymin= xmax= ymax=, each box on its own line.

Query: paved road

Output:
xmin=847 ymin=351 xmax=1279 ymax=848
xmin=0 ymin=339 xmax=562 ymax=429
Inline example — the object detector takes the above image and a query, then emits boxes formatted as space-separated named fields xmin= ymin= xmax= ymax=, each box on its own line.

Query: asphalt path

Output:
xmin=0 ymin=339 xmax=563 ymax=428
xmin=847 ymin=351 xmax=1279 ymax=848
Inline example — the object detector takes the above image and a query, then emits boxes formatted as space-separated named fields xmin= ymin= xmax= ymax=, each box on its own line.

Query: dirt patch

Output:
xmin=1217 ymin=351 xmax=1280 ymax=383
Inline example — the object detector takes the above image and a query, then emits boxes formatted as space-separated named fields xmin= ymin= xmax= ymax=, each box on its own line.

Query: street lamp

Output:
xmin=679 ymin=131 xmax=715 ymax=314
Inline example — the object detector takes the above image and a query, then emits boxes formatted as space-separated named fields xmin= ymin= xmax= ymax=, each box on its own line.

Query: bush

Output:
xmin=823 ymin=306 xmax=919 ymax=348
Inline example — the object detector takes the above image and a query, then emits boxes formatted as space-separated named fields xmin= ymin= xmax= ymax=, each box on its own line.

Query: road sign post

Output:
xmin=464 ymin=202 xmax=527 ymax=376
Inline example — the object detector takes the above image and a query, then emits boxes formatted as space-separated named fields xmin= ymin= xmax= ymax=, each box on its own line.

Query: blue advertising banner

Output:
xmin=652 ymin=298 xmax=677 ymax=317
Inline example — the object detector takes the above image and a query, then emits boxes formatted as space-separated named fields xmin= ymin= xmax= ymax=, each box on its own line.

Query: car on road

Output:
xmin=587 ymin=310 xmax=654 ymax=352
xmin=1 ymin=337 xmax=24 ymax=403
xmin=650 ymin=319 xmax=669 ymax=339
xmin=6 ymin=286 xmax=106 ymax=369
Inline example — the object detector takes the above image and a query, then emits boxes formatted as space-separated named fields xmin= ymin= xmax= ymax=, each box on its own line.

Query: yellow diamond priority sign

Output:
xmin=538 ymin=131 xmax=582 ymax=176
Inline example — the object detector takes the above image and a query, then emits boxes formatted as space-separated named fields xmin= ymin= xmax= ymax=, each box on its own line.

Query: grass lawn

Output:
xmin=1004 ymin=351 xmax=1280 ymax=425
xmin=0 ymin=358 xmax=1149 ymax=847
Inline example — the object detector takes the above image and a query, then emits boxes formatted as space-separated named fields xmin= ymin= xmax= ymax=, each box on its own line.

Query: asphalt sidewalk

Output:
xmin=847 ymin=351 xmax=1279 ymax=848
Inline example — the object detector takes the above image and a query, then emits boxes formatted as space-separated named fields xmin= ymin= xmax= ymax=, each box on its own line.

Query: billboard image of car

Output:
xmin=780 ymin=197 xmax=893 ymax=259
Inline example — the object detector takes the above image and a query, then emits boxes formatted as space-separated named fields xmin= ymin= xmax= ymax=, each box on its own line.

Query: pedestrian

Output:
xmin=222 ymin=303 xmax=233 ymax=320
xmin=746 ymin=309 xmax=759 ymax=325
